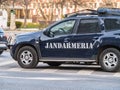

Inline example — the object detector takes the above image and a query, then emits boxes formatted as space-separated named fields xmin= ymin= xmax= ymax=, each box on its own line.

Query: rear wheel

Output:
xmin=99 ymin=48 xmax=120 ymax=72
xmin=0 ymin=50 xmax=3 ymax=55
xmin=17 ymin=46 xmax=39 ymax=68
xmin=47 ymin=62 xmax=62 ymax=67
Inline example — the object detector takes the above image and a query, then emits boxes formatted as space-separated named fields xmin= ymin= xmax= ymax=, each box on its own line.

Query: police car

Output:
xmin=10 ymin=8 xmax=120 ymax=72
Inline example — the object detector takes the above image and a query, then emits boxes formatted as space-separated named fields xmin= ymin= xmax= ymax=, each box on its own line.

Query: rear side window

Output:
xmin=77 ymin=19 xmax=100 ymax=34
xmin=104 ymin=19 xmax=120 ymax=31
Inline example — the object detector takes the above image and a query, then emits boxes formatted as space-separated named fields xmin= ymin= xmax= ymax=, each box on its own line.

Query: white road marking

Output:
xmin=0 ymin=61 xmax=16 ymax=66
xmin=40 ymin=69 xmax=58 ymax=73
xmin=77 ymin=69 xmax=94 ymax=75
xmin=0 ymin=60 xmax=119 ymax=78
xmin=0 ymin=75 xmax=85 ymax=81
xmin=8 ymin=67 xmax=23 ymax=71
xmin=113 ymin=72 xmax=120 ymax=77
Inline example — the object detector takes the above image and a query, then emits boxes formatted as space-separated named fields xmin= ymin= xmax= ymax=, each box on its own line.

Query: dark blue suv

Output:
xmin=10 ymin=8 xmax=120 ymax=72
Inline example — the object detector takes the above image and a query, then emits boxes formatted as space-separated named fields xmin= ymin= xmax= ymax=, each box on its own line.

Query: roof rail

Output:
xmin=65 ymin=9 xmax=97 ymax=18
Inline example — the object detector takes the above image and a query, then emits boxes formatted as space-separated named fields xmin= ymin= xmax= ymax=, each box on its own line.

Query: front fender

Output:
xmin=11 ymin=39 xmax=41 ymax=61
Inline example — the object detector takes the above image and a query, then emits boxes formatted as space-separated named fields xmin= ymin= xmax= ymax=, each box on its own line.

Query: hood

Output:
xmin=15 ymin=30 xmax=44 ymax=43
xmin=17 ymin=30 xmax=43 ymax=38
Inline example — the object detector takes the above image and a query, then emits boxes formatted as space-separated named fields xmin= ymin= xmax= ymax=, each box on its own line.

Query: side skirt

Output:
xmin=39 ymin=58 xmax=96 ymax=62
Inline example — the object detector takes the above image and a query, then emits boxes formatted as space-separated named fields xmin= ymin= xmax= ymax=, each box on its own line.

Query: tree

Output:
xmin=0 ymin=0 xmax=8 ymax=5
xmin=11 ymin=0 xmax=16 ymax=8
xmin=0 ymin=0 xmax=10 ymax=8
xmin=16 ymin=0 xmax=31 ymax=27
xmin=37 ymin=0 xmax=55 ymax=24
xmin=22 ymin=0 xmax=31 ymax=27
xmin=101 ymin=0 xmax=117 ymax=8
xmin=71 ymin=0 xmax=96 ymax=9
xmin=57 ymin=0 xmax=66 ymax=18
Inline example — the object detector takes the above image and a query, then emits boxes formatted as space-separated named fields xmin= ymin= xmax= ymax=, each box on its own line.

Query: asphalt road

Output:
xmin=0 ymin=51 xmax=120 ymax=90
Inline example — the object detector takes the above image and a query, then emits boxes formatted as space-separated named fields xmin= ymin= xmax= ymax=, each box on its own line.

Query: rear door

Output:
xmin=71 ymin=18 xmax=103 ymax=58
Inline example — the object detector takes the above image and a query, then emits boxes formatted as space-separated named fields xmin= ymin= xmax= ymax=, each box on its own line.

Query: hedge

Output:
xmin=7 ymin=21 xmax=22 ymax=28
xmin=7 ymin=22 xmax=48 ymax=29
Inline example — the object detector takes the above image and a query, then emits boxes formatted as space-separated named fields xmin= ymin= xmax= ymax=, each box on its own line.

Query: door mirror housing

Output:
xmin=44 ymin=30 xmax=54 ymax=37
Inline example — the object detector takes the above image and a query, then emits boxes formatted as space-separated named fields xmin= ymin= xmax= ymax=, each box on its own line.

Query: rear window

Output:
xmin=104 ymin=19 xmax=120 ymax=31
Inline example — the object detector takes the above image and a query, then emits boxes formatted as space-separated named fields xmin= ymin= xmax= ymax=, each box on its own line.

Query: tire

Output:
xmin=0 ymin=50 xmax=3 ymax=55
xmin=17 ymin=46 xmax=39 ymax=68
xmin=47 ymin=62 xmax=62 ymax=67
xmin=99 ymin=48 xmax=120 ymax=72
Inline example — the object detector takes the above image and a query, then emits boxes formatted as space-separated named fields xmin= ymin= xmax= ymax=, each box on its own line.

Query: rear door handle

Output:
xmin=64 ymin=38 xmax=70 ymax=42
xmin=93 ymin=37 xmax=99 ymax=41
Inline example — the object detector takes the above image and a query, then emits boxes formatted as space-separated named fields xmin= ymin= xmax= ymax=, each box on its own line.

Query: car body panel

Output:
xmin=10 ymin=15 xmax=120 ymax=62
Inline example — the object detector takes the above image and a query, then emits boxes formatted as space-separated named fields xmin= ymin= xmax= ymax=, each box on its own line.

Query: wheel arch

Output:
xmin=14 ymin=43 xmax=39 ymax=61
xmin=97 ymin=45 xmax=120 ymax=64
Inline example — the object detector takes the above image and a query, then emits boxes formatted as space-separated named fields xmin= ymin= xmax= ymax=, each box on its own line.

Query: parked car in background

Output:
xmin=0 ymin=28 xmax=7 ymax=55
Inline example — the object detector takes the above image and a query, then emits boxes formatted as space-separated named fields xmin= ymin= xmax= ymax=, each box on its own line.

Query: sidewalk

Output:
xmin=5 ymin=28 xmax=40 ymax=36
xmin=16 ymin=28 xmax=39 ymax=31
xmin=5 ymin=28 xmax=39 ymax=32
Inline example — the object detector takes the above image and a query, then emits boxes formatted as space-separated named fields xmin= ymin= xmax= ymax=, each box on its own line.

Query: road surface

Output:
xmin=0 ymin=51 xmax=120 ymax=90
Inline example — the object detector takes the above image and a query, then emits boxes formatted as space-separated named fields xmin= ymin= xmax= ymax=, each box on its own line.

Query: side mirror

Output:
xmin=44 ymin=30 xmax=54 ymax=37
xmin=49 ymin=31 xmax=54 ymax=37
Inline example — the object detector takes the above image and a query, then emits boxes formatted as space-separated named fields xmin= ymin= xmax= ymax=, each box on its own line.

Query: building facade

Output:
xmin=11 ymin=0 xmax=120 ymax=23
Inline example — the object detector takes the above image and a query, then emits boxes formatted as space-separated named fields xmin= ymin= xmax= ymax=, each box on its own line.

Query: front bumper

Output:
xmin=10 ymin=45 xmax=17 ymax=61
xmin=0 ymin=43 xmax=7 ymax=50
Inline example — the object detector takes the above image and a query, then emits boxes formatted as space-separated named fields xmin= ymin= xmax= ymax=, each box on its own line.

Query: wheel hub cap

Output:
xmin=108 ymin=57 xmax=113 ymax=63
xmin=103 ymin=52 xmax=118 ymax=68
xmin=24 ymin=55 xmax=29 ymax=60
xmin=20 ymin=50 xmax=33 ymax=65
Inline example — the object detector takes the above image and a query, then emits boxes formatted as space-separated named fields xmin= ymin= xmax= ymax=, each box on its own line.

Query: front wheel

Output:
xmin=17 ymin=46 xmax=39 ymax=68
xmin=99 ymin=48 xmax=120 ymax=72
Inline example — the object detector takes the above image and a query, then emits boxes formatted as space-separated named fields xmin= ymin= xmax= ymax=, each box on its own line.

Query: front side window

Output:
xmin=49 ymin=20 xmax=76 ymax=36
xmin=104 ymin=19 xmax=120 ymax=31
xmin=77 ymin=19 xmax=100 ymax=34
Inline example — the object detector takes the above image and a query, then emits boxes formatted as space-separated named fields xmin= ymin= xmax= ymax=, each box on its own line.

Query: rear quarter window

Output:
xmin=104 ymin=19 xmax=120 ymax=31
xmin=77 ymin=19 xmax=101 ymax=34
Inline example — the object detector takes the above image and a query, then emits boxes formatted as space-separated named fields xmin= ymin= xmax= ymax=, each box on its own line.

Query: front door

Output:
xmin=71 ymin=18 xmax=103 ymax=58
xmin=40 ymin=19 xmax=77 ymax=58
